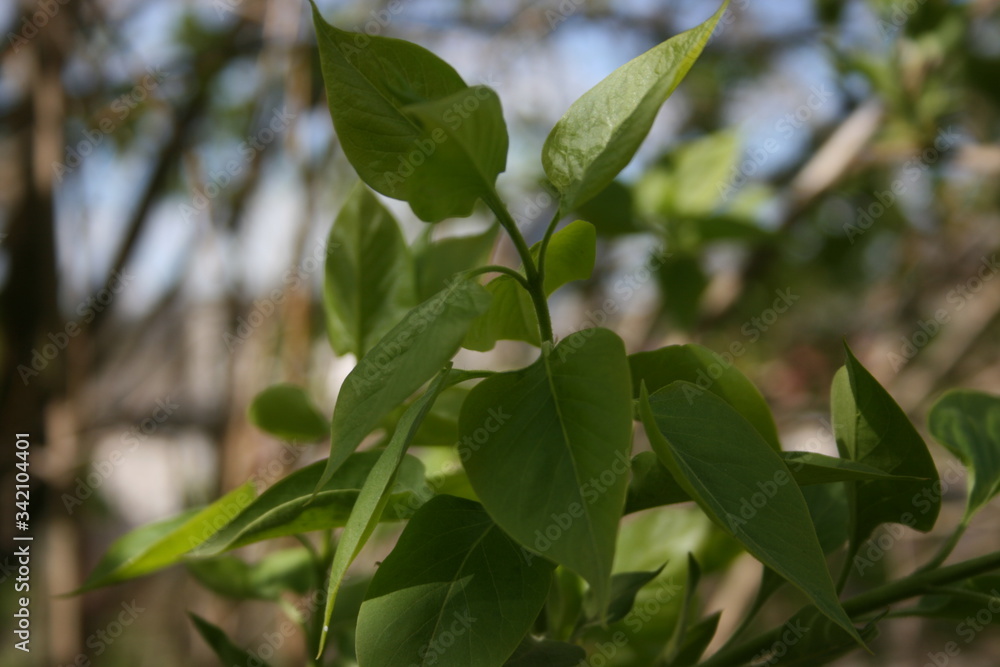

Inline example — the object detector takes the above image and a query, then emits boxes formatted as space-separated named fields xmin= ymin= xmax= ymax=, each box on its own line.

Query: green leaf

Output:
xmin=187 ymin=548 xmax=316 ymax=600
xmin=461 ymin=328 xmax=633 ymax=613
xmin=356 ymin=495 xmax=553 ymax=667
xmin=193 ymin=452 xmax=426 ymax=556
xmin=782 ymin=451 xmax=926 ymax=485
xmin=584 ymin=565 xmax=665 ymax=625
xmin=317 ymin=368 xmax=455 ymax=656
xmin=320 ymin=278 xmax=491 ymax=489
xmin=832 ymin=345 xmax=941 ymax=554
xmin=542 ymin=1 xmax=727 ymax=213
xmin=248 ymin=384 xmax=329 ymax=443
xmin=638 ymin=382 xmax=864 ymax=647
xmin=399 ymin=86 xmax=509 ymax=221
xmin=503 ymin=636 xmax=586 ymax=666
xmin=463 ymin=220 xmax=597 ymax=351
xmin=928 ymin=389 xmax=1000 ymax=519
xmin=664 ymin=554 xmax=702 ymax=663
xmin=629 ymin=344 xmax=780 ymax=452
xmin=657 ymin=254 xmax=707 ymax=330
xmin=626 ymin=451 xmax=900 ymax=514
xmin=312 ymin=5 xmax=473 ymax=211
xmin=414 ymin=225 xmax=498 ymax=302
xmin=324 ymin=183 xmax=415 ymax=357
xmin=666 ymin=612 xmax=721 ymax=667
xmin=189 ymin=613 xmax=273 ymax=667
xmin=574 ymin=180 xmax=643 ymax=237
xmin=75 ymin=482 xmax=255 ymax=593
xmin=897 ymin=576 xmax=1000 ymax=620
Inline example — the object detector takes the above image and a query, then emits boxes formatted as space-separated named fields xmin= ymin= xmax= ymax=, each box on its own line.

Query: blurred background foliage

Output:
xmin=1 ymin=0 xmax=999 ymax=665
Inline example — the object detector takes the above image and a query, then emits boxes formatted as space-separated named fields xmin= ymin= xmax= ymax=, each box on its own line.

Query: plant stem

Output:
xmin=916 ymin=519 xmax=969 ymax=573
xmin=482 ymin=189 xmax=554 ymax=342
xmin=536 ymin=210 xmax=562 ymax=290
xmin=698 ymin=549 xmax=1000 ymax=667
xmin=463 ymin=264 xmax=532 ymax=292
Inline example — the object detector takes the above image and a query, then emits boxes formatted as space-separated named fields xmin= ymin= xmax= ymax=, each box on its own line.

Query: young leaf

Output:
xmin=75 ymin=482 xmax=256 ymax=593
xmin=248 ymin=384 xmax=329 ymax=443
xmin=542 ymin=1 xmax=727 ymax=213
xmin=319 ymin=278 xmax=491 ymax=489
xmin=399 ymin=86 xmax=509 ymax=221
xmin=317 ymin=368 xmax=454 ymax=656
xmin=664 ymin=554 xmax=702 ymax=663
xmin=187 ymin=548 xmax=316 ymax=600
xmin=583 ymin=565 xmax=665 ymax=625
xmin=629 ymin=344 xmax=780 ymax=452
xmin=831 ymin=345 xmax=941 ymax=554
xmin=324 ymin=183 xmax=415 ymax=357
xmin=193 ymin=452 xmax=427 ymax=556
xmin=638 ymin=382 xmax=865 ymax=647
xmin=463 ymin=220 xmax=597 ymax=351
xmin=356 ymin=495 xmax=553 ymax=667
xmin=414 ymin=225 xmax=498 ymax=302
xmin=189 ymin=613 xmax=273 ymax=667
xmin=666 ymin=611 xmax=721 ymax=667
xmin=503 ymin=636 xmax=586 ymax=666
xmin=461 ymin=328 xmax=633 ymax=614
xmin=928 ymin=389 xmax=1000 ymax=520
xmin=311 ymin=6 xmax=461 ymax=198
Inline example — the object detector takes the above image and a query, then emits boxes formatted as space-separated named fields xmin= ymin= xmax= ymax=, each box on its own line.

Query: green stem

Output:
xmin=482 ymin=188 xmax=554 ymax=343
xmin=916 ymin=519 xmax=970 ymax=574
xmin=698 ymin=549 xmax=1000 ymax=667
xmin=462 ymin=264 xmax=532 ymax=292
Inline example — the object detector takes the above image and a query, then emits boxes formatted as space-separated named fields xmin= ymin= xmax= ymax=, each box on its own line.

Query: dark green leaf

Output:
xmin=399 ymin=86 xmax=509 ymax=221
xmin=782 ymin=451 xmax=925 ymax=485
xmin=194 ymin=452 xmax=425 ymax=556
xmin=324 ymin=183 xmax=414 ymax=357
xmin=584 ymin=565 xmax=665 ymax=625
xmin=463 ymin=220 xmax=596 ymax=351
xmin=832 ymin=345 xmax=941 ymax=553
xmin=542 ymin=2 xmax=727 ymax=213
xmin=187 ymin=548 xmax=316 ymax=600
xmin=76 ymin=483 xmax=255 ymax=592
xmin=503 ymin=636 xmax=586 ymax=666
xmin=317 ymin=369 xmax=455 ymax=655
xmin=928 ymin=389 xmax=1000 ymax=519
xmin=666 ymin=611 xmax=721 ymax=667
xmin=638 ymin=382 xmax=864 ymax=647
xmin=248 ymin=384 xmax=329 ymax=443
xmin=320 ymin=278 xmax=491 ymax=488
xmin=189 ymin=613 xmax=273 ymax=667
xmin=356 ymin=495 xmax=553 ymax=667
xmin=759 ymin=608 xmax=883 ymax=667
xmin=415 ymin=225 xmax=498 ymax=301
xmin=629 ymin=343 xmax=780 ymax=452
xmin=574 ymin=180 xmax=642 ymax=237
xmin=461 ymin=328 xmax=633 ymax=613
